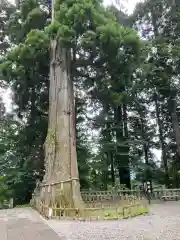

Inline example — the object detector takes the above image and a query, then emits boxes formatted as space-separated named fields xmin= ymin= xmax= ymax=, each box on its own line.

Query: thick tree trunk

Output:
xmin=135 ymin=99 xmax=151 ymax=182
xmin=122 ymin=104 xmax=131 ymax=189
xmin=110 ymin=151 xmax=115 ymax=186
xmin=105 ymin=114 xmax=115 ymax=187
xmin=139 ymin=113 xmax=150 ymax=179
xmin=168 ymin=97 xmax=180 ymax=158
xmin=154 ymin=93 xmax=170 ymax=187
xmin=39 ymin=40 xmax=83 ymax=209
xmin=103 ymin=152 xmax=108 ymax=190
xmin=114 ymin=105 xmax=131 ymax=189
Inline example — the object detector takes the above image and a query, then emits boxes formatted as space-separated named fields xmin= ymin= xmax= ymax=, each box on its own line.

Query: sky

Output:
xmin=104 ymin=0 xmax=140 ymax=14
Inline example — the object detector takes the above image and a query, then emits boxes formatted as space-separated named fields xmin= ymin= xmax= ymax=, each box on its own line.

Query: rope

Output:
xmin=40 ymin=178 xmax=79 ymax=187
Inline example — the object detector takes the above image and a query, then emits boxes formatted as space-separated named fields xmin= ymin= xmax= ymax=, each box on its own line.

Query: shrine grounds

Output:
xmin=1 ymin=202 xmax=180 ymax=240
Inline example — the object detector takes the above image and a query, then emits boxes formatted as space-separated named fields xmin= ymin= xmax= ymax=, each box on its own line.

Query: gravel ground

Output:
xmin=46 ymin=202 xmax=180 ymax=240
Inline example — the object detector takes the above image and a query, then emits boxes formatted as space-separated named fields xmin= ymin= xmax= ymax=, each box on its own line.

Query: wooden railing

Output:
xmin=81 ymin=190 xmax=143 ymax=202
xmin=0 ymin=198 xmax=13 ymax=209
xmin=151 ymin=189 xmax=180 ymax=199
xmin=81 ymin=189 xmax=180 ymax=202
xmin=31 ymin=188 xmax=180 ymax=220
xmin=35 ymin=201 xmax=148 ymax=220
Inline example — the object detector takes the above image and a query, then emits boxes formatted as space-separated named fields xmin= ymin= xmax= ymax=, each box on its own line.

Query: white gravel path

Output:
xmin=46 ymin=202 xmax=180 ymax=240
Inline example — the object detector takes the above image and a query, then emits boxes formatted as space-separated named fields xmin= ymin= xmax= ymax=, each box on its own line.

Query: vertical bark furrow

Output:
xmin=39 ymin=41 xmax=83 ymax=209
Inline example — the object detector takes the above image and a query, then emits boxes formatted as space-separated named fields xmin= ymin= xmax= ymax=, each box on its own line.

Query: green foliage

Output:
xmin=1 ymin=0 xmax=180 ymax=204
xmin=0 ymin=176 xmax=11 ymax=202
xmin=45 ymin=21 xmax=61 ymax=39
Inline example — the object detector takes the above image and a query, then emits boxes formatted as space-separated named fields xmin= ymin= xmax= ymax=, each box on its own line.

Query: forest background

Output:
xmin=0 ymin=0 xmax=180 ymax=204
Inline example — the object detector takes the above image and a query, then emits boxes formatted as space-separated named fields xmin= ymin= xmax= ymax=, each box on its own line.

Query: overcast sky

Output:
xmin=104 ymin=0 xmax=140 ymax=14
xmin=8 ymin=0 xmax=140 ymax=12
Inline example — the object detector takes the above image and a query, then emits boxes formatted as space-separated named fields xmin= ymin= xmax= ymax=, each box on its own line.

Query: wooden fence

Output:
xmin=81 ymin=190 xmax=143 ymax=202
xmin=35 ymin=201 xmax=148 ymax=220
xmin=32 ymin=188 xmax=180 ymax=220
xmin=81 ymin=189 xmax=180 ymax=202
xmin=152 ymin=189 xmax=180 ymax=199
xmin=0 ymin=198 xmax=13 ymax=209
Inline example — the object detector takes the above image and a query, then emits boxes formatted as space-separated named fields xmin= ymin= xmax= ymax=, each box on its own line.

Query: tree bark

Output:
xmin=110 ymin=151 xmax=115 ymax=186
xmin=139 ymin=112 xmax=149 ymax=176
xmin=135 ymin=99 xmax=151 ymax=182
xmin=114 ymin=105 xmax=131 ymax=189
xmin=168 ymin=97 xmax=180 ymax=158
xmin=39 ymin=40 xmax=83 ymax=209
xmin=105 ymin=112 xmax=115 ymax=187
xmin=154 ymin=93 xmax=170 ymax=187
xmin=122 ymin=104 xmax=131 ymax=189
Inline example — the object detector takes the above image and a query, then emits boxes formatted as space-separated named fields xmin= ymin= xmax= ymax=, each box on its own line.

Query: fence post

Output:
xmin=9 ymin=198 xmax=13 ymax=208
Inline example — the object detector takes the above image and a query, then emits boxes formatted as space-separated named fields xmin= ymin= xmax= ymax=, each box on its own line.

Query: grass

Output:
xmin=83 ymin=204 xmax=149 ymax=220
xmin=33 ymin=196 xmax=149 ymax=220
xmin=49 ymin=200 xmax=149 ymax=220
xmin=15 ymin=204 xmax=31 ymax=208
xmin=81 ymin=198 xmax=149 ymax=220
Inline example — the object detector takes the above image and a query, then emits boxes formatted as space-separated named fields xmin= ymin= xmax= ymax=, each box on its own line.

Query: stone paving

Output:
xmin=1 ymin=203 xmax=180 ymax=240
xmin=0 ymin=208 xmax=63 ymax=240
